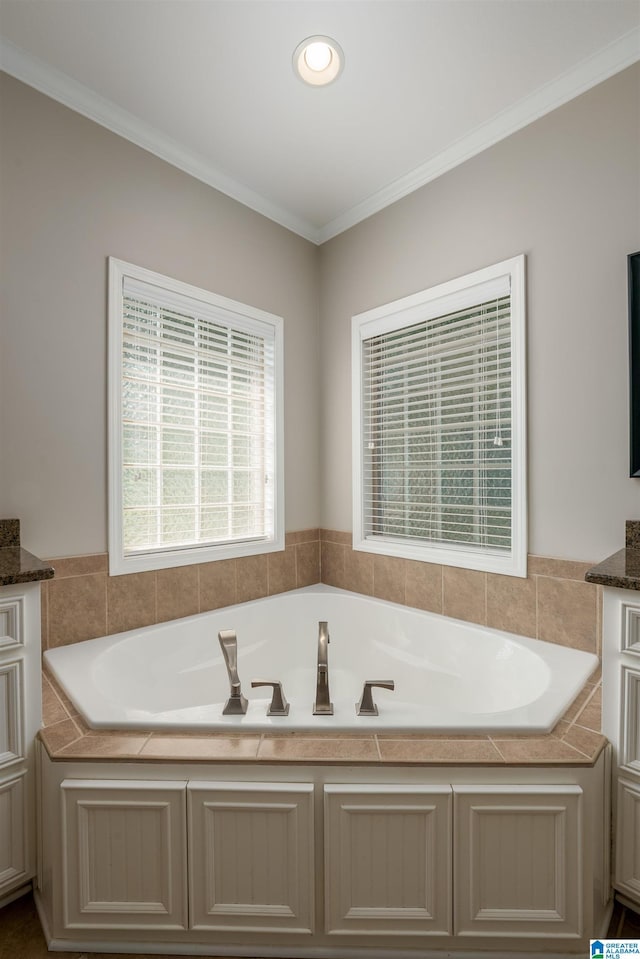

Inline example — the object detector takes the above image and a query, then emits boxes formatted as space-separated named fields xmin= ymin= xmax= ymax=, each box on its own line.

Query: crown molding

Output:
xmin=317 ymin=26 xmax=640 ymax=243
xmin=0 ymin=37 xmax=322 ymax=244
xmin=2 ymin=27 xmax=638 ymax=247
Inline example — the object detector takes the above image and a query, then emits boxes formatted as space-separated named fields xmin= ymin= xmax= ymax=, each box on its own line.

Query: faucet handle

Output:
xmin=251 ymin=680 xmax=290 ymax=716
xmin=356 ymin=680 xmax=395 ymax=716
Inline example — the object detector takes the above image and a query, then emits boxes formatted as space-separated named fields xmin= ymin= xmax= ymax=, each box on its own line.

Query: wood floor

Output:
xmin=1 ymin=889 xmax=639 ymax=958
xmin=608 ymin=896 xmax=640 ymax=939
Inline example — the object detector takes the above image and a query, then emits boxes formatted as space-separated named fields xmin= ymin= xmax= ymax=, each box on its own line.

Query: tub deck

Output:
xmin=40 ymin=664 xmax=606 ymax=766
xmin=42 ymin=584 xmax=600 ymax=735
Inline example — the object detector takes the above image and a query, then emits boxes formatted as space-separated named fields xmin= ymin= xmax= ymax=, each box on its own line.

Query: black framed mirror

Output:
xmin=630 ymin=251 xmax=640 ymax=477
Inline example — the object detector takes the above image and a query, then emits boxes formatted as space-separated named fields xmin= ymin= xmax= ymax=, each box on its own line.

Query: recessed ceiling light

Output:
xmin=293 ymin=35 xmax=344 ymax=87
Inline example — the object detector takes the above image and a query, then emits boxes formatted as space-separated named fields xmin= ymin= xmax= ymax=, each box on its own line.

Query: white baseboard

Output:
xmin=0 ymin=880 xmax=32 ymax=910
xmin=32 ymin=888 xmax=53 ymax=947
xmin=613 ymin=891 xmax=640 ymax=917
xmin=37 ymin=940 xmax=593 ymax=959
xmin=597 ymin=897 xmax=616 ymax=938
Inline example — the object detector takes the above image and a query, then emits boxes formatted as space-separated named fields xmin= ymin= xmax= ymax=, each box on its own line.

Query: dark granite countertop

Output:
xmin=0 ymin=519 xmax=55 ymax=586
xmin=0 ymin=547 xmax=55 ymax=586
xmin=585 ymin=520 xmax=640 ymax=592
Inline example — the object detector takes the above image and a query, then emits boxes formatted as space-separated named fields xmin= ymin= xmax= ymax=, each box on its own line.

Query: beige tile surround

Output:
xmin=41 ymin=530 xmax=320 ymax=650
xmin=321 ymin=530 xmax=602 ymax=655
xmin=41 ymin=528 xmax=602 ymax=657
xmin=39 ymin=527 xmax=606 ymax=766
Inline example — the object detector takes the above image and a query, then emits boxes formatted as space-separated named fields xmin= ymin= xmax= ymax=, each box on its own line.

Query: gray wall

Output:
xmin=2 ymin=64 xmax=639 ymax=564
xmin=319 ymin=63 xmax=640 ymax=562
xmin=0 ymin=74 xmax=320 ymax=558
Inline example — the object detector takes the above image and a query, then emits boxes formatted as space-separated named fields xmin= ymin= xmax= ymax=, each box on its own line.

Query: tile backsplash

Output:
xmin=320 ymin=530 xmax=601 ymax=656
xmin=40 ymin=527 xmax=601 ymax=657
xmin=41 ymin=529 xmax=320 ymax=651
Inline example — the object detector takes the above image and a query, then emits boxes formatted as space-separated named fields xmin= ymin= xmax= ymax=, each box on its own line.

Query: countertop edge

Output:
xmin=0 ymin=546 xmax=55 ymax=586
xmin=585 ymin=546 xmax=640 ymax=592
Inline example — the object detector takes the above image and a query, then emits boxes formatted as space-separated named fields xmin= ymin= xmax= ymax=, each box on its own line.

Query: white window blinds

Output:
xmin=109 ymin=260 xmax=283 ymax=574
xmin=353 ymin=257 xmax=526 ymax=577
xmin=362 ymin=293 xmax=511 ymax=549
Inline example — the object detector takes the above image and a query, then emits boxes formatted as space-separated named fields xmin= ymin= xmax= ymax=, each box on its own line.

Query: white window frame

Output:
xmin=352 ymin=255 xmax=527 ymax=578
xmin=108 ymin=258 xmax=284 ymax=576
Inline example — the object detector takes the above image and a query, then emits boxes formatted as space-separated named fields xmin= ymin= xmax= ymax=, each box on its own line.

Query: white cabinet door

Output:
xmin=187 ymin=782 xmax=314 ymax=934
xmin=622 ymin=665 xmax=640 ymax=771
xmin=0 ymin=773 xmax=27 ymax=897
xmin=324 ymin=784 xmax=452 ymax=936
xmin=0 ymin=660 xmax=24 ymax=769
xmin=0 ymin=597 xmax=24 ymax=652
xmin=603 ymin=588 xmax=640 ymax=909
xmin=61 ymin=779 xmax=188 ymax=930
xmin=454 ymin=785 xmax=583 ymax=938
xmin=615 ymin=778 xmax=640 ymax=901
xmin=0 ymin=582 xmax=40 ymax=899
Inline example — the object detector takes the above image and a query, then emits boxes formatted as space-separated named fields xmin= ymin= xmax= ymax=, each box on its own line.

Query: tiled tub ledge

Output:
xmin=40 ymin=665 xmax=606 ymax=766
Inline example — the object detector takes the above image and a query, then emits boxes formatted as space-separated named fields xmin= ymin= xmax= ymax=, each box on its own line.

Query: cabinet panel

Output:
xmin=324 ymin=785 xmax=452 ymax=936
xmin=615 ymin=778 xmax=640 ymax=900
xmin=623 ymin=603 xmax=640 ymax=656
xmin=0 ymin=773 xmax=26 ymax=896
xmin=0 ymin=583 xmax=41 ymax=899
xmin=604 ymin=586 xmax=640 ymax=910
xmin=454 ymin=785 xmax=582 ymax=938
xmin=188 ymin=782 xmax=314 ymax=934
xmin=61 ymin=780 xmax=188 ymax=930
xmin=0 ymin=660 xmax=23 ymax=768
xmin=0 ymin=598 xmax=23 ymax=651
xmin=622 ymin=665 xmax=640 ymax=770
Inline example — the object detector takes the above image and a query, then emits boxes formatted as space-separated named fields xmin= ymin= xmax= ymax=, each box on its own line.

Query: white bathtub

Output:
xmin=44 ymin=584 xmax=598 ymax=734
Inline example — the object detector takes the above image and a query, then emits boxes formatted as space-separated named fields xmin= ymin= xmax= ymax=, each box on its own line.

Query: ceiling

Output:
xmin=1 ymin=1 xmax=639 ymax=244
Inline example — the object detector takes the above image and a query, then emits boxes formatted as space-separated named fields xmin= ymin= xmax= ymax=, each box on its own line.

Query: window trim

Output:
xmin=351 ymin=255 xmax=527 ymax=578
xmin=108 ymin=257 xmax=285 ymax=576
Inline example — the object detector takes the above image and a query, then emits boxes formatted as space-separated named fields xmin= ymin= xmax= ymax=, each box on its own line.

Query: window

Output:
xmin=352 ymin=256 xmax=526 ymax=577
xmin=108 ymin=258 xmax=284 ymax=575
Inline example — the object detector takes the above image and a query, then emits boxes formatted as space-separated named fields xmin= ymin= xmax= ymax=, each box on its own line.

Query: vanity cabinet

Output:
xmin=602 ymin=586 xmax=640 ymax=908
xmin=38 ymin=756 xmax=606 ymax=956
xmin=0 ymin=583 xmax=41 ymax=901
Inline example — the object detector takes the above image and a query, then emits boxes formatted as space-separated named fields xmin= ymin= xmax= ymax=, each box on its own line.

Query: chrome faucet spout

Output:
xmin=218 ymin=629 xmax=248 ymax=715
xmin=317 ymin=621 xmax=329 ymax=668
xmin=313 ymin=621 xmax=333 ymax=715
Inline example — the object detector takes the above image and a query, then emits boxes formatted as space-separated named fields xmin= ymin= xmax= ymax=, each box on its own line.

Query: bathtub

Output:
xmin=44 ymin=584 xmax=598 ymax=734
